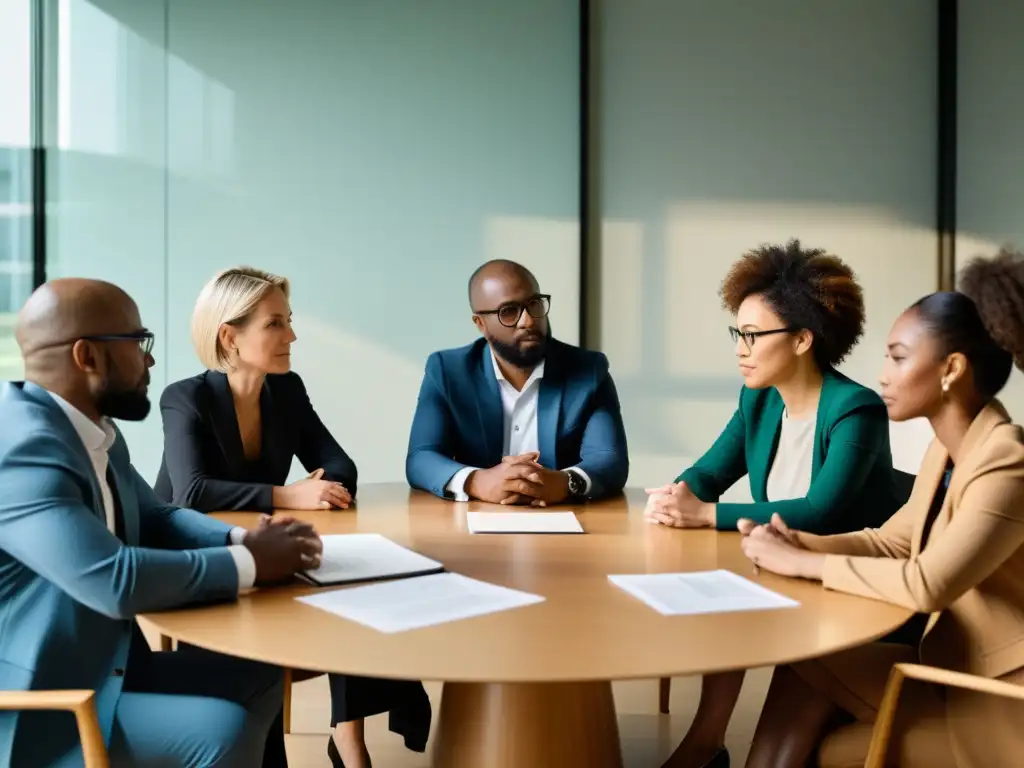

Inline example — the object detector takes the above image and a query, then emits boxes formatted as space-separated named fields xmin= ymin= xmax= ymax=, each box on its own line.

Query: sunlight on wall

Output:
xmin=285 ymin=314 xmax=424 ymax=485
xmin=600 ymin=200 xmax=938 ymax=489
xmin=664 ymin=202 xmax=937 ymax=387
xmin=161 ymin=0 xmax=580 ymax=485
xmin=483 ymin=215 xmax=580 ymax=345
xmin=598 ymin=219 xmax=644 ymax=377
xmin=599 ymin=0 xmax=938 ymax=491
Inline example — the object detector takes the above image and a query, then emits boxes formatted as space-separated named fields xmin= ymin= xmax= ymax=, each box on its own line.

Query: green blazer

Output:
xmin=677 ymin=369 xmax=909 ymax=534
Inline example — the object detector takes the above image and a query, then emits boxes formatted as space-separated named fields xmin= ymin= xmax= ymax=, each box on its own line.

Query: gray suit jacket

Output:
xmin=0 ymin=382 xmax=242 ymax=766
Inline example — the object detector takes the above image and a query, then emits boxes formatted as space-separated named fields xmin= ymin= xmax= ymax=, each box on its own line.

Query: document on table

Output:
xmin=296 ymin=572 xmax=545 ymax=633
xmin=608 ymin=570 xmax=799 ymax=615
xmin=466 ymin=511 xmax=584 ymax=534
xmin=300 ymin=533 xmax=444 ymax=587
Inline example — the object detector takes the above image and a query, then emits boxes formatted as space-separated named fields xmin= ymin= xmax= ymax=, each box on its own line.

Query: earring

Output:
xmin=941 ymin=380 xmax=950 ymax=393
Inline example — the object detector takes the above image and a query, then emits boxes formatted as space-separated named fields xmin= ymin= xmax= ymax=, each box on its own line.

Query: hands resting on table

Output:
xmin=273 ymin=467 xmax=353 ymax=511
xmin=642 ymin=484 xmax=827 ymax=582
xmin=242 ymin=513 xmax=324 ymax=585
xmin=244 ymin=476 xmax=828 ymax=584
xmin=736 ymin=513 xmax=826 ymax=581
xmin=643 ymin=481 xmax=716 ymax=528
xmin=466 ymin=452 xmax=572 ymax=507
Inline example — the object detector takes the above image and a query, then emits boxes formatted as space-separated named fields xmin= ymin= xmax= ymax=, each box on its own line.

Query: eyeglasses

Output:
xmin=474 ymin=294 xmax=551 ymax=328
xmin=729 ymin=326 xmax=796 ymax=350
xmin=82 ymin=331 xmax=155 ymax=357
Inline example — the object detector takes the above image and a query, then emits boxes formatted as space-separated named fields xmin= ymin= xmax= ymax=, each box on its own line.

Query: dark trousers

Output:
xmin=114 ymin=643 xmax=283 ymax=767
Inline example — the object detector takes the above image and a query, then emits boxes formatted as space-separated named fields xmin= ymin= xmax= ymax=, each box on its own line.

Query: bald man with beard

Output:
xmin=406 ymin=260 xmax=629 ymax=504
xmin=0 ymin=279 xmax=321 ymax=767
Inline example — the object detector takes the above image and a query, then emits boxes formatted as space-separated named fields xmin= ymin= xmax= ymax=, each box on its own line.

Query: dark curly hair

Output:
xmin=913 ymin=246 xmax=1024 ymax=399
xmin=719 ymin=239 xmax=865 ymax=368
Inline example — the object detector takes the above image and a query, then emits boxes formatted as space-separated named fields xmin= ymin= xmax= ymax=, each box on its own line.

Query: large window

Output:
xmin=0 ymin=0 xmax=33 ymax=381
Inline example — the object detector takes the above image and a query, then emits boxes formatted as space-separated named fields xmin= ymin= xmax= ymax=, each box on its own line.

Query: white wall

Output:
xmin=164 ymin=0 xmax=580 ymax=484
xmin=957 ymin=0 xmax=1024 ymax=419
xmin=46 ymin=0 xmax=581 ymax=482
xmin=43 ymin=1 xmax=976 ymax=488
xmin=597 ymin=0 xmax=939 ymax=490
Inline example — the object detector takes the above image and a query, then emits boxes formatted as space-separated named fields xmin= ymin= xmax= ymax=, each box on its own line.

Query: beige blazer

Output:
xmin=799 ymin=400 xmax=1024 ymax=764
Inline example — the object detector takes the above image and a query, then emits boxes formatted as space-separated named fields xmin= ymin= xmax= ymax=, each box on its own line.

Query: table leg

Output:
xmin=433 ymin=680 xmax=623 ymax=768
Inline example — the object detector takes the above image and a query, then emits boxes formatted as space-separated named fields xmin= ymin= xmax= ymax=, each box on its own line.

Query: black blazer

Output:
xmin=154 ymin=370 xmax=358 ymax=513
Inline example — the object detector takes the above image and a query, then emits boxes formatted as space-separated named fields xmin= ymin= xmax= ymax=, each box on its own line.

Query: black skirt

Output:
xmin=329 ymin=674 xmax=432 ymax=752
xmin=260 ymin=675 xmax=431 ymax=767
xmin=879 ymin=612 xmax=929 ymax=647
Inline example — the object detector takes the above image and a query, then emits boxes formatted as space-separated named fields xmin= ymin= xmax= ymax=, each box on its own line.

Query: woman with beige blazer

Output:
xmin=736 ymin=248 xmax=1024 ymax=768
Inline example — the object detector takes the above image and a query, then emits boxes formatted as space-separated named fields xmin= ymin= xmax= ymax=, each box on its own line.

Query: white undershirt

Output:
xmin=48 ymin=391 xmax=256 ymax=590
xmin=446 ymin=348 xmax=592 ymax=501
xmin=765 ymin=411 xmax=816 ymax=502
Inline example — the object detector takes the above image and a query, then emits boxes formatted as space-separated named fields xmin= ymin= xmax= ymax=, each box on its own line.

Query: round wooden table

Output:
xmin=141 ymin=484 xmax=911 ymax=768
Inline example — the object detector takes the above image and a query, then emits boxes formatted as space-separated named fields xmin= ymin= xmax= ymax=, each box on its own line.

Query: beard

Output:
xmin=489 ymin=327 xmax=550 ymax=369
xmin=96 ymin=371 xmax=151 ymax=421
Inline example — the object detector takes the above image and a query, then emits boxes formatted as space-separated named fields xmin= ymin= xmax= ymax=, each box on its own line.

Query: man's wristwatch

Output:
xmin=563 ymin=469 xmax=585 ymax=498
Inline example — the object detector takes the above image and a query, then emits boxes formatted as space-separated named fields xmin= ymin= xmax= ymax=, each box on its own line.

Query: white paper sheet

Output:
xmin=296 ymin=572 xmax=545 ymax=633
xmin=608 ymin=570 xmax=799 ymax=615
xmin=466 ymin=511 xmax=583 ymax=534
xmin=300 ymin=533 xmax=443 ymax=586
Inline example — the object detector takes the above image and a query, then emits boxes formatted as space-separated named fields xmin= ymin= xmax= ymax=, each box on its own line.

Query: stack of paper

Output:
xmin=608 ymin=570 xmax=799 ymax=616
xmin=297 ymin=572 xmax=545 ymax=633
xmin=466 ymin=511 xmax=583 ymax=534
xmin=301 ymin=533 xmax=444 ymax=586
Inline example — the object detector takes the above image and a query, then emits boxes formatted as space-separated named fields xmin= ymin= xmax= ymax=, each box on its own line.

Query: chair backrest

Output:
xmin=865 ymin=663 xmax=1024 ymax=768
xmin=0 ymin=690 xmax=109 ymax=768
xmin=892 ymin=469 xmax=916 ymax=505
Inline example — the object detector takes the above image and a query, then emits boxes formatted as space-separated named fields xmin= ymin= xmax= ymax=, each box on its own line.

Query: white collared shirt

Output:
xmin=49 ymin=392 xmax=256 ymax=591
xmin=446 ymin=348 xmax=592 ymax=501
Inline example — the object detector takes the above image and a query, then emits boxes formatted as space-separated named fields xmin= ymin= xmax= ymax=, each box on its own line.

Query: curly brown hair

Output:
xmin=958 ymin=247 xmax=1024 ymax=371
xmin=912 ymin=246 xmax=1024 ymax=399
xmin=719 ymin=239 xmax=865 ymax=367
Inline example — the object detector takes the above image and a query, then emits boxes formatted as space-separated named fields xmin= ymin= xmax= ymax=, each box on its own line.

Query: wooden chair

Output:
xmin=282 ymin=668 xmax=293 ymax=733
xmin=864 ymin=663 xmax=1024 ymax=767
xmin=658 ymin=677 xmax=671 ymax=714
xmin=281 ymin=668 xmax=325 ymax=733
xmin=0 ymin=690 xmax=109 ymax=767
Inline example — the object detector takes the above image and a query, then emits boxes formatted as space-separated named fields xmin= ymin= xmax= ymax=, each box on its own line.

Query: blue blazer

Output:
xmin=0 ymin=382 xmax=241 ymax=767
xmin=406 ymin=337 xmax=629 ymax=499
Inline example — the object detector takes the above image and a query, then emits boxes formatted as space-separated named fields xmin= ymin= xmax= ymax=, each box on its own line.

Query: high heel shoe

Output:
xmin=327 ymin=736 xmax=372 ymax=768
xmin=703 ymin=747 xmax=729 ymax=768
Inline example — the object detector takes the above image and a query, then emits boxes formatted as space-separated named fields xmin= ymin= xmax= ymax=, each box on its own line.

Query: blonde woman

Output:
xmin=156 ymin=267 xmax=429 ymax=768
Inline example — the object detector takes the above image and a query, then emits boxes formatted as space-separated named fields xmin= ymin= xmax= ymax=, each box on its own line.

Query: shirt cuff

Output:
xmin=228 ymin=527 xmax=247 ymax=545
xmin=567 ymin=466 xmax=593 ymax=495
xmin=227 ymin=545 xmax=257 ymax=591
xmin=446 ymin=466 xmax=479 ymax=502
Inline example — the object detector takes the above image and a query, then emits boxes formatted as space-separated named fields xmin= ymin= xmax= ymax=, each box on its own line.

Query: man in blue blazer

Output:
xmin=0 ymin=279 xmax=322 ymax=767
xmin=406 ymin=260 xmax=628 ymax=504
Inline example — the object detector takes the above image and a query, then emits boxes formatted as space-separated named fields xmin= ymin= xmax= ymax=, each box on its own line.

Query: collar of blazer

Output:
xmin=912 ymin=398 xmax=1013 ymax=556
xmin=918 ymin=399 xmax=1017 ymax=639
xmin=16 ymin=382 xmax=120 ymax=529
xmin=204 ymin=370 xmax=278 ymax=473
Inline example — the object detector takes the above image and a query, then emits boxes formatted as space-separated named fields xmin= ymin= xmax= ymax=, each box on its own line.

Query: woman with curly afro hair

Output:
xmin=648 ymin=240 xmax=908 ymax=768
xmin=738 ymin=248 xmax=1024 ymax=767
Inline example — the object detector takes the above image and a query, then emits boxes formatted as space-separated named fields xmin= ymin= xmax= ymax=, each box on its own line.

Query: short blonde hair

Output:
xmin=191 ymin=267 xmax=291 ymax=371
